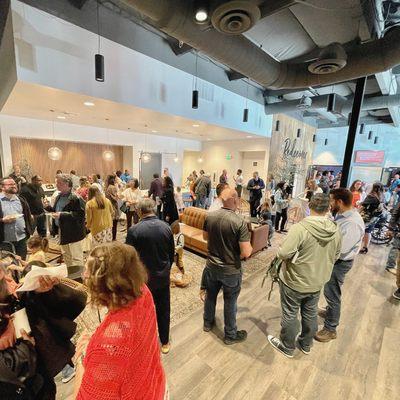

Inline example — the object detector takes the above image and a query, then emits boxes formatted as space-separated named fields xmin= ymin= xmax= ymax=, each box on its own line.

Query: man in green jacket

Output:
xmin=268 ymin=193 xmax=342 ymax=358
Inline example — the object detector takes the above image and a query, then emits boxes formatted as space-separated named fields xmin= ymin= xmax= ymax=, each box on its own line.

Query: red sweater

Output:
xmin=77 ymin=285 xmax=166 ymax=400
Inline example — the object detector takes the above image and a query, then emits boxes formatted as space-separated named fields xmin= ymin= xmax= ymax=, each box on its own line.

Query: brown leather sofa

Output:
xmin=179 ymin=207 xmax=269 ymax=257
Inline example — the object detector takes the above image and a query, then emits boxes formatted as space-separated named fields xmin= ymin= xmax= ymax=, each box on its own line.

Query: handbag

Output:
xmin=119 ymin=202 xmax=128 ymax=214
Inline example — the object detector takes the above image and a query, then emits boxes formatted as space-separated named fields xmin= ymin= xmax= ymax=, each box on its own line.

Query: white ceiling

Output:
xmin=1 ymin=81 xmax=260 ymax=141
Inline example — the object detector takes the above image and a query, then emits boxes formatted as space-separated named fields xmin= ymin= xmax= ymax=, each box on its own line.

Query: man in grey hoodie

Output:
xmin=268 ymin=193 xmax=342 ymax=358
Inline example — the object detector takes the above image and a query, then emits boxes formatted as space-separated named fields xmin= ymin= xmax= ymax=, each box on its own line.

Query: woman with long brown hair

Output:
xmin=349 ymin=179 xmax=364 ymax=208
xmin=72 ymin=243 xmax=167 ymax=399
xmin=104 ymin=175 xmax=120 ymax=241
xmin=359 ymin=182 xmax=384 ymax=254
xmin=85 ymin=186 xmax=114 ymax=247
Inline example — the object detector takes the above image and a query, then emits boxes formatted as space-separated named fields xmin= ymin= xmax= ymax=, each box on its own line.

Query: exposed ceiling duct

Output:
xmin=265 ymin=93 xmax=400 ymax=116
xmin=119 ymin=0 xmax=400 ymax=90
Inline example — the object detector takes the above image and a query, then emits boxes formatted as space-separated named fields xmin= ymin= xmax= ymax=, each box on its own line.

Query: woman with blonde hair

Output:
xmin=73 ymin=243 xmax=167 ymax=399
xmin=85 ymin=186 xmax=114 ymax=247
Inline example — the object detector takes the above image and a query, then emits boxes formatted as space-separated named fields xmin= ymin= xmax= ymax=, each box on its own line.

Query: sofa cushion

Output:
xmin=180 ymin=224 xmax=202 ymax=239
xmin=181 ymin=207 xmax=207 ymax=230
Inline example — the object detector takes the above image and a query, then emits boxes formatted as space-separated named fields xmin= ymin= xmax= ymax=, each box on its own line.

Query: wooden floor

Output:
xmin=56 ymin=241 xmax=399 ymax=399
xmin=162 ymin=243 xmax=399 ymax=400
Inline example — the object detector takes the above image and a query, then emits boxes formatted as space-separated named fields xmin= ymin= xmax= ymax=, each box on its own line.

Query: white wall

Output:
xmin=0 ymin=114 xmax=201 ymax=184
xmin=11 ymin=0 xmax=272 ymax=137
xmin=199 ymin=138 xmax=271 ymax=185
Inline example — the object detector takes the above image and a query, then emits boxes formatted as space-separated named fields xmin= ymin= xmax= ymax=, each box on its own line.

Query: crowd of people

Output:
xmin=0 ymin=162 xmax=399 ymax=399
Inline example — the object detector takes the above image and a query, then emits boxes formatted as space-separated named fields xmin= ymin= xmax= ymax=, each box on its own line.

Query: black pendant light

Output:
xmin=368 ymin=130 xmax=373 ymax=140
xmin=192 ymin=52 xmax=199 ymax=109
xmin=324 ymin=138 xmax=328 ymax=146
xmin=275 ymin=120 xmax=280 ymax=131
xmin=374 ymin=136 xmax=378 ymax=144
xmin=243 ymin=79 xmax=249 ymax=122
xmin=359 ymin=123 xmax=365 ymax=134
xmin=95 ymin=1 xmax=104 ymax=82
xmin=312 ymin=134 xmax=316 ymax=142
xmin=297 ymin=128 xmax=301 ymax=138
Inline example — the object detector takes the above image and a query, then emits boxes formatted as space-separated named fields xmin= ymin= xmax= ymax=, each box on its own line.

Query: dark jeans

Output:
xmin=279 ymin=281 xmax=320 ymax=352
xmin=250 ymin=198 xmax=261 ymax=217
xmin=275 ymin=208 xmax=288 ymax=231
xmin=235 ymin=186 xmax=243 ymax=198
xmin=202 ymin=266 xmax=242 ymax=339
xmin=156 ymin=203 xmax=163 ymax=220
xmin=323 ymin=259 xmax=354 ymax=332
xmin=12 ymin=237 xmax=28 ymax=260
xmin=126 ymin=210 xmax=139 ymax=229
xmin=150 ymin=284 xmax=170 ymax=345
xmin=33 ymin=213 xmax=47 ymax=237
xmin=112 ymin=219 xmax=118 ymax=241
xmin=195 ymin=194 xmax=207 ymax=209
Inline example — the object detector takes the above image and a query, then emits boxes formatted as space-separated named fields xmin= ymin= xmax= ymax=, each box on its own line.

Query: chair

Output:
xmin=67 ymin=265 xmax=84 ymax=282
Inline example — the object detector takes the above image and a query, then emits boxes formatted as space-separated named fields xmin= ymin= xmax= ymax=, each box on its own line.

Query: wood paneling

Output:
xmin=10 ymin=137 xmax=123 ymax=182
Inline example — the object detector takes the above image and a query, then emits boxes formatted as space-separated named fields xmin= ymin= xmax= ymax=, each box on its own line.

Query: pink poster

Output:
xmin=354 ymin=150 xmax=385 ymax=164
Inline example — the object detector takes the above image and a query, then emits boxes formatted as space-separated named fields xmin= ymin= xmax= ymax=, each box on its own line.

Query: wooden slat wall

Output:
xmin=10 ymin=137 xmax=124 ymax=182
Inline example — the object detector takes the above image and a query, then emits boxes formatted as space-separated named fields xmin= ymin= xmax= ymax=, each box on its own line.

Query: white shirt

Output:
xmin=122 ymin=188 xmax=142 ymax=205
xmin=208 ymin=198 xmax=223 ymax=212
xmin=234 ymin=175 xmax=244 ymax=187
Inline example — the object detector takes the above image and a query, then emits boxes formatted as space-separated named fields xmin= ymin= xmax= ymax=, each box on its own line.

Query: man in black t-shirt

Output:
xmin=201 ymin=188 xmax=252 ymax=345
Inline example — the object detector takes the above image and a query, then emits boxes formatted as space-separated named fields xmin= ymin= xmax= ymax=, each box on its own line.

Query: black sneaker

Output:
xmin=267 ymin=335 xmax=294 ymax=358
xmin=223 ymin=330 xmax=247 ymax=345
xmin=393 ymin=288 xmax=400 ymax=300
xmin=296 ymin=340 xmax=310 ymax=355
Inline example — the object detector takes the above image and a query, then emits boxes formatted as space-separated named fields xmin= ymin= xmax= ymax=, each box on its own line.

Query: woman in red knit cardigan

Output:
xmin=72 ymin=242 xmax=167 ymax=399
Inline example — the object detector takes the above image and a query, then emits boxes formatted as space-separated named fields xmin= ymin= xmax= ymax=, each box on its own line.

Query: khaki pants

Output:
xmin=175 ymin=247 xmax=184 ymax=273
xmin=61 ymin=240 xmax=84 ymax=267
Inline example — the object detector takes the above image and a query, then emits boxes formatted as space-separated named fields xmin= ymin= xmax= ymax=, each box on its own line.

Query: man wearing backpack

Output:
xmin=268 ymin=194 xmax=342 ymax=358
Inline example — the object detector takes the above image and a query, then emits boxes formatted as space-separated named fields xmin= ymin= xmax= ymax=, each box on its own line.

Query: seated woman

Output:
xmin=73 ymin=242 xmax=167 ymax=400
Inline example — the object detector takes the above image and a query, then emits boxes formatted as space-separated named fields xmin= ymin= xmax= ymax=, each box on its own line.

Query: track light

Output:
xmin=192 ymin=90 xmax=199 ymax=109
xmin=95 ymin=54 xmax=104 ymax=82
xmin=243 ymin=108 xmax=249 ymax=122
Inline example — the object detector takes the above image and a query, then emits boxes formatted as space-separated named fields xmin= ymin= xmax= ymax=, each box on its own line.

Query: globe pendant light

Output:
xmin=142 ymin=134 xmax=151 ymax=163
xmin=48 ymin=146 xmax=62 ymax=161
xmin=102 ymin=125 xmax=114 ymax=161
xmin=47 ymin=118 xmax=62 ymax=161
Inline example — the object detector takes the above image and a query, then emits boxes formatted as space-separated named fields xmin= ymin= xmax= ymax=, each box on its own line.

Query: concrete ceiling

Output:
xmin=1 ymin=81 xmax=260 ymax=141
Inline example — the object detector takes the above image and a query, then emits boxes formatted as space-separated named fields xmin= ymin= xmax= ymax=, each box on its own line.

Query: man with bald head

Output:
xmin=201 ymin=188 xmax=252 ymax=345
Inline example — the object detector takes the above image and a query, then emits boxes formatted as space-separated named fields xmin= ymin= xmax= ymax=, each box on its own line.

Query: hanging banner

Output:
xmin=354 ymin=150 xmax=384 ymax=164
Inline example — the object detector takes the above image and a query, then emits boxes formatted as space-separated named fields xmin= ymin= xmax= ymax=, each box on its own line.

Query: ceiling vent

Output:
xmin=211 ymin=1 xmax=261 ymax=35
xmin=308 ymin=43 xmax=347 ymax=75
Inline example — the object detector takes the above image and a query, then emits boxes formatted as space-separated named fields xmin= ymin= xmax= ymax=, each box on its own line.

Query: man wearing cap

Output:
xmin=268 ymin=194 xmax=342 ymax=358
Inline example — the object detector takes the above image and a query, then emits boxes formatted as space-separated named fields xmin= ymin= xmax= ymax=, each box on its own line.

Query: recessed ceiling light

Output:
xmin=84 ymin=101 xmax=95 ymax=106
xmin=195 ymin=9 xmax=208 ymax=22
xmin=206 ymin=138 xmax=211 ymax=141
xmin=192 ymin=124 xmax=200 ymax=127
xmin=151 ymin=130 xmax=157 ymax=133
xmin=246 ymin=135 xmax=252 ymax=138
xmin=57 ymin=115 xmax=66 ymax=120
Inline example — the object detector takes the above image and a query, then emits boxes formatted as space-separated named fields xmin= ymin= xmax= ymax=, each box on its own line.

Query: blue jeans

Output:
xmin=323 ymin=259 xmax=354 ymax=332
xmin=386 ymin=236 xmax=400 ymax=269
xmin=279 ymin=282 xmax=320 ymax=352
xmin=202 ymin=266 xmax=242 ymax=339
xmin=196 ymin=195 xmax=207 ymax=209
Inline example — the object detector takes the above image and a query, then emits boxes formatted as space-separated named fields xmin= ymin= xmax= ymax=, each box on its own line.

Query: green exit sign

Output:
xmin=226 ymin=153 xmax=232 ymax=160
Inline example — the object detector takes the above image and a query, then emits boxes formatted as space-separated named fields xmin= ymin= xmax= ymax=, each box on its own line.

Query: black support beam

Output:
xmin=341 ymin=76 xmax=367 ymax=188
